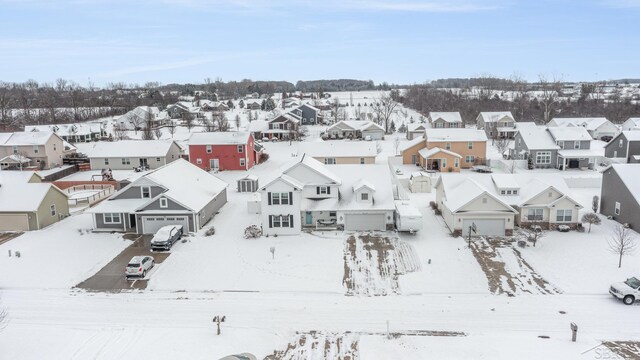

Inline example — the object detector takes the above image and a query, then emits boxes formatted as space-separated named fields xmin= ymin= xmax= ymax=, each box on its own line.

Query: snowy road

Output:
xmin=2 ymin=289 xmax=639 ymax=359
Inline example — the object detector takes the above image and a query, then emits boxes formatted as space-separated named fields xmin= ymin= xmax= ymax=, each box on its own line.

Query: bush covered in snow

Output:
xmin=244 ymin=225 xmax=262 ymax=239
xmin=204 ymin=227 xmax=215 ymax=237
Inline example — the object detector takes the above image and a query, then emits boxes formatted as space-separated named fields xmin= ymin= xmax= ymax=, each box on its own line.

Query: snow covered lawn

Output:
xmin=0 ymin=213 xmax=132 ymax=289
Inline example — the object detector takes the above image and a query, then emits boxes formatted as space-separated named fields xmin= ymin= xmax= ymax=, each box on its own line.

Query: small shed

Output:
xmin=409 ymin=171 xmax=432 ymax=193
xmin=237 ymin=174 xmax=259 ymax=192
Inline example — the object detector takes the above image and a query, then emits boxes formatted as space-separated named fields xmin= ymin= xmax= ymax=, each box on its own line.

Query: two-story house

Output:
xmin=600 ymin=164 xmax=640 ymax=230
xmin=25 ymin=123 xmax=107 ymax=143
xmin=547 ymin=127 xmax=597 ymax=170
xmin=476 ymin=111 xmax=517 ymax=139
xmin=622 ymin=117 xmax=640 ymax=131
xmin=258 ymin=155 xmax=395 ymax=235
xmin=604 ymin=131 xmax=640 ymax=163
xmin=290 ymin=103 xmax=323 ymax=125
xmin=79 ymin=140 xmax=183 ymax=170
xmin=548 ymin=117 xmax=619 ymax=140
xmin=400 ymin=129 xmax=487 ymax=171
xmin=166 ymin=102 xmax=200 ymax=120
xmin=510 ymin=123 xmax=559 ymax=167
xmin=188 ymin=131 xmax=256 ymax=171
xmin=262 ymin=113 xmax=300 ymax=141
xmin=0 ymin=131 xmax=66 ymax=170
xmin=117 ymin=106 xmax=170 ymax=130
xmin=89 ymin=159 xmax=227 ymax=234
xmin=428 ymin=112 xmax=463 ymax=128
xmin=406 ymin=123 xmax=427 ymax=140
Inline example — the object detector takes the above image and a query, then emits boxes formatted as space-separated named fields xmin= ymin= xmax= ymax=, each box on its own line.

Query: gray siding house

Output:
xmin=601 ymin=164 xmax=640 ymax=230
xmin=290 ymin=104 xmax=323 ymax=125
xmin=82 ymin=140 xmax=183 ymax=170
xmin=604 ymin=131 xmax=640 ymax=162
xmin=90 ymin=159 xmax=228 ymax=234
xmin=510 ymin=123 xmax=560 ymax=168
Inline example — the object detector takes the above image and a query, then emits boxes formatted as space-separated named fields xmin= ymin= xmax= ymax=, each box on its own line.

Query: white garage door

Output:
xmin=363 ymin=131 xmax=384 ymax=140
xmin=345 ymin=213 xmax=386 ymax=231
xmin=142 ymin=216 xmax=190 ymax=234
xmin=0 ymin=214 xmax=30 ymax=231
xmin=462 ymin=219 xmax=505 ymax=236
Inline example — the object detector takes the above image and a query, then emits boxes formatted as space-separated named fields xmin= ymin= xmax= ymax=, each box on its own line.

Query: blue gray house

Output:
xmin=290 ymin=103 xmax=323 ymax=125
xmin=601 ymin=164 xmax=640 ymax=230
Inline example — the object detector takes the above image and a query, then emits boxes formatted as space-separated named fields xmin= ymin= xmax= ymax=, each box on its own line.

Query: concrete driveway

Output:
xmin=0 ymin=232 xmax=23 ymax=246
xmin=76 ymin=234 xmax=175 ymax=291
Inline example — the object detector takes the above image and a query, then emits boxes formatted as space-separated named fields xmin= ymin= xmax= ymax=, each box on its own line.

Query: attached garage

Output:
xmin=0 ymin=214 xmax=30 ymax=231
xmin=462 ymin=219 xmax=505 ymax=236
xmin=141 ymin=215 xmax=190 ymax=234
xmin=344 ymin=213 xmax=386 ymax=231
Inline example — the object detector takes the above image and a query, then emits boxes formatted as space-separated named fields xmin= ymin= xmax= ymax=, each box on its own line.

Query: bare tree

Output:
xmin=608 ymin=224 xmax=637 ymax=268
xmin=218 ymin=113 xmax=230 ymax=132
xmin=592 ymin=196 xmax=600 ymax=213
xmin=153 ymin=127 xmax=163 ymax=140
xmin=141 ymin=110 xmax=155 ymax=140
xmin=525 ymin=221 xmax=544 ymax=247
xmin=538 ymin=75 xmax=562 ymax=123
xmin=494 ymin=138 xmax=509 ymax=158
xmin=184 ymin=113 xmax=195 ymax=132
xmin=371 ymin=94 xmax=398 ymax=134
xmin=129 ymin=113 xmax=145 ymax=134
xmin=581 ymin=213 xmax=601 ymax=233
xmin=394 ymin=136 xmax=401 ymax=155
xmin=508 ymin=159 xmax=518 ymax=174
xmin=235 ymin=114 xmax=241 ymax=130
xmin=113 ymin=125 xmax=127 ymax=141
xmin=167 ymin=122 xmax=176 ymax=138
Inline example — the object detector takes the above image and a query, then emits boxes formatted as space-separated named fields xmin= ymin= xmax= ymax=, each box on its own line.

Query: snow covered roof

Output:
xmin=327 ymin=120 xmax=384 ymax=132
xmin=620 ymin=130 xmax=640 ymax=141
xmin=0 ymin=171 xmax=64 ymax=212
xmin=188 ymin=131 xmax=251 ymax=145
xmin=407 ymin=123 xmax=427 ymax=132
xmin=119 ymin=106 xmax=168 ymax=122
xmin=394 ymin=200 xmax=422 ymax=217
xmin=516 ymin=124 xmax=559 ymax=150
xmin=400 ymin=136 xmax=425 ymax=151
xmin=270 ymin=113 xmax=300 ymax=124
xmin=624 ymin=117 xmax=640 ymax=128
xmin=425 ymin=129 xmax=487 ymax=142
xmin=0 ymin=154 xmax=31 ymax=164
xmin=259 ymin=154 xmax=342 ymax=191
xmin=25 ymin=123 xmax=103 ymax=137
xmin=79 ymin=140 xmax=178 ymax=158
xmin=248 ymin=120 xmax=269 ymax=133
xmin=352 ymin=178 xmax=375 ymax=192
xmin=557 ymin=149 xmax=601 ymax=158
xmin=608 ymin=164 xmax=640 ymax=205
xmin=429 ymin=112 xmax=462 ymax=123
xmin=0 ymin=131 xmax=57 ymax=146
xmin=418 ymin=147 xmax=462 ymax=159
xmin=331 ymin=165 xmax=394 ymax=211
xmin=298 ymin=141 xmax=377 ymax=158
xmin=477 ymin=112 xmax=514 ymax=123
xmin=490 ymin=174 xmax=520 ymax=189
xmin=547 ymin=127 xmax=592 ymax=141
xmin=549 ymin=117 xmax=611 ymax=131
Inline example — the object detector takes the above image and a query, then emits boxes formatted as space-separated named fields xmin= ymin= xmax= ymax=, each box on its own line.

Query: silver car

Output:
xmin=125 ymin=255 xmax=154 ymax=278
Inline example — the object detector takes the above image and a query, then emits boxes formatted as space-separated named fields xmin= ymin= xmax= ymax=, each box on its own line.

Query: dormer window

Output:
xmin=361 ymin=193 xmax=369 ymax=201
xmin=141 ymin=186 xmax=151 ymax=198
xmin=317 ymin=186 xmax=329 ymax=195
xmin=160 ymin=198 xmax=168 ymax=208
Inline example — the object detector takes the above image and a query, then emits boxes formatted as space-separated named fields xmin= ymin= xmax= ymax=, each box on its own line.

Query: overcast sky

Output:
xmin=1 ymin=0 xmax=639 ymax=86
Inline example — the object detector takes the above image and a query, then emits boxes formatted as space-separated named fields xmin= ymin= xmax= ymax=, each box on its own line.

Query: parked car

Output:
xmin=601 ymin=135 xmax=614 ymax=142
xmin=609 ymin=276 xmax=640 ymax=305
xmin=125 ymin=255 xmax=154 ymax=278
xmin=151 ymin=225 xmax=183 ymax=251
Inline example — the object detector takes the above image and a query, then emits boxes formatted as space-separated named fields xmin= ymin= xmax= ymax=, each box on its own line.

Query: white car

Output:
xmin=609 ymin=277 xmax=640 ymax=305
xmin=125 ymin=255 xmax=154 ymax=278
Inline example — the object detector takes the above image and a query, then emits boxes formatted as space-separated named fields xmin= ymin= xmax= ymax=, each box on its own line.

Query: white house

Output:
xmin=298 ymin=141 xmax=378 ymax=165
xmin=77 ymin=140 xmax=183 ymax=170
xmin=622 ymin=117 xmax=640 ymax=131
xmin=428 ymin=112 xmax=463 ymax=128
xmin=258 ymin=155 xmax=395 ymax=236
xmin=548 ymin=117 xmax=619 ymax=140
xmin=325 ymin=120 xmax=385 ymax=140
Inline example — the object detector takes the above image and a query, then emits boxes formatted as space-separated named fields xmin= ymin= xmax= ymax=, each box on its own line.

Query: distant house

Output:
xmin=428 ymin=112 xmax=463 ymax=128
xmin=248 ymin=120 xmax=269 ymax=140
xmin=0 ymin=171 xmax=69 ymax=231
xmin=298 ymin=141 xmax=377 ymax=165
xmin=406 ymin=123 xmax=427 ymax=140
xmin=401 ymin=129 xmax=487 ymax=171
xmin=604 ymin=131 xmax=640 ymax=163
xmin=79 ymin=140 xmax=183 ymax=170
xmin=290 ymin=103 xmax=323 ymax=125
xmin=325 ymin=120 xmax=385 ymax=140
xmin=621 ymin=117 xmax=640 ymax=131
xmin=188 ymin=131 xmax=257 ymax=171
xmin=263 ymin=113 xmax=300 ymax=141
xmin=245 ymin=100 xmax=262 ymax=110
xmin=476 ymin=112 xmax=516 ymax=139
xmin=258 ymin=155 xmax=394 ymax=235
xmin=0 ymin=131 xmax=66 ymax=170
xmin=435 ymin=173 xmax=582 ymax=236
xmin=89 ymin=159 xmax=227 ymax=234
xmin=25 ymin=123 xmax=107 ymax=143
xmin=166 ymin=102 xmax=200 ymax=119
xmin=548 ymin=117 xmax=619 ymax=140
xmin=117 ymin=106 xmax=170 ymax=130
xmin=547 ymin=127 xmax=598 ymax=170
xmin=601 ymin=164 xmax=640 ymax=230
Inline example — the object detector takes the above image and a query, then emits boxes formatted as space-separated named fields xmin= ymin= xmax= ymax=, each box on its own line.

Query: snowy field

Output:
xmin=1 ymin=94 xmax=640 ymax=359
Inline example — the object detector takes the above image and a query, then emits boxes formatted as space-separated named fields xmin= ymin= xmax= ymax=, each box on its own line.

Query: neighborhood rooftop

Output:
xmin=188 ymin=131 xmax=251 ymax=145
xmin=425 ymin=128 xmax=487 ymax=142
xmin=0 ymin=131 xmax=56 ymax=145
xmin=430 ymin=112 xmax=462 ymax=122
xmin=76 ymin=140 xmax=178 ymax=158
xmin=298 ymin=141 xmax=378 ymax=157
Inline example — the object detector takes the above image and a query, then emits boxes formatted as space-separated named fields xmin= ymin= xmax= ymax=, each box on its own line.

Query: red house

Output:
xmin=188 ymin=131 xmax=256 ymax=171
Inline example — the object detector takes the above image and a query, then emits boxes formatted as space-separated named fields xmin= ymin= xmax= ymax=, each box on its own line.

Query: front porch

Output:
xmin=301 ymin=210 xmax=340 ymax=231
xmin=557 ymin=150 xmax=597 ymax=170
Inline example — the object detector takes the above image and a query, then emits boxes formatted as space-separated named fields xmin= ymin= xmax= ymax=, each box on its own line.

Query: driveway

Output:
xmin=0 ymin=232 xmax=23 ymax=246
xmin=75 ymin=234 xmax=175 ymax=291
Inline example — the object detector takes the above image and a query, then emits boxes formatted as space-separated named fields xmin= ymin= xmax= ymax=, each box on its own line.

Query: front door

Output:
xmin=210 ymin=158 xmax=219 ymax=171
xmin=305 ymin=211 xmax=313 ymax=225
xmin=139 ymin=158 xmax=148 ymax=167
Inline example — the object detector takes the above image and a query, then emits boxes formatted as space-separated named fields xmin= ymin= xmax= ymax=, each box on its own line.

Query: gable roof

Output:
xmin=327 ymin=120 xmax=384 ymax=132
xmin=78 ymin=140 xmax=178 ymax=158
xmin=425 ymin=128 xmax=487 ymax=142
xmin=608 ymin=164 xmax=640 ymax=205
xmin=0 ymin=131 xmax=58 ymax=146
xmin=516 ymin=124 xmax=559 ymax=150
xmin=407 ymin=123 xmax=427 ymax=132
xmin=188 ymin=131 xmax=251 ymax=145
xmin=0 ymin=171 xmax=65 ymax=212
xmin=438 ymin=176 xmax=517 ymax=213
xmin=547 ymin=127 xmax=592 ymax=141
xmin=298 ymin=141 xmax=377 ymax=158
xmin=352 ymin=178 xmax=376 ymax=192
xmin=429 ymin=112 xmax=462 ymax=123
xmin=477 ymin=112 xmax=514 ymax=123
xmin=269 ymin=113 xmax=300 ymax=124
xmin=549 ymin=117 xmax=611 ymax=131
xmin=624 ymin=117 xmax=640 ymax=129
xmin=418 ymin=147 xmax=462 ymax=159
xmin=25 ymin=123 xmax=103 ymax=137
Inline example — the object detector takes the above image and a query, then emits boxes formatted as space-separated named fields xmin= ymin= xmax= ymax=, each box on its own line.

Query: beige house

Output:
xmin=0 ymin=171 xmax=69 ymax=231
xmin=298 ymin=141 xmax=377 ymax=165
xmin=401 ymin=129 xmax=488 ymax=171
xmin=0 ymin=131 xmax=66 ymax=170
xmin=476 ymin=111 xmax=517 ymax=139
xmin=78 ymin=140 xmax=183 ymax=170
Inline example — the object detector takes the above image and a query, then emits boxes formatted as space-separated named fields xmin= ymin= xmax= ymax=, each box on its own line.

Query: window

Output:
xmin=104 ymin=158 xmax=109 ymax=165
xmin=556 ymin=209 xmax=572 ymax=222
xmin=280 ymin=192 xmax=290 ymax=205
xmin=518 ymin=138 xmax=521 ymax=146
xmin=12 ymin=146 xmax=17 ymax=154
xmin=574 ymin=142 xmax=580 ymax=149
xmin=103 ymin=213 xmax=121 ymax=224
xmin=160 ymin=198 xmax=168 ymax=208
xmin=33 ymin=145 xmax=39 ymax=154
xmin=442 ymin=159 xmax=447 ymax=168
xmin=615 ymin=202 xmax=621 ymax=215
xmin=317 ymin=186 xmax=329 ymax=195
xmin=482 ymin=197 xmax=487 ymax=204
xmin=506 ymin=190 xmax=512 ymax=195
xmin=360 ymin=158 xmax=365 ymax=164
xmin=196 ymin=158 xmax=202 ymax=164
xmin=619 ymin=139 xmax=624 ymax=148
xmin=454 ymin=158 xmax=459 ymax=168
xmin=272 ymin=215 xmax=281 ymax=227
xmin=50 ymin=205 xmax=56 ymax=216
xmin=513 ymin=189 xmax=518 ymax=195
xmin=468 ymin=142 xmax=473 ymax=149
xmin=287 ymin=123 xmax=292 ymax=130
xmin=500 ymin=190 xmax=506 ymax=195
xmin=269 ymin=215 xmax=292 ymax=228
xmin=271 ymin=193 xmax=281 ymax=205
xmin=535 ymin=151 xmax=551 ymax=165
xmin=237 ymin=145 xmax=244 ymax=153
xmin=281 ymin=215 xmax=290 ymax=227
xmin=445 ymin=142 xmax=451 ymax=150
xmin=465 ymin=155 xmax=475 ymax=163
xmin=156 ymin=157 xmax=161 ymax=162
xmin=329 ymin=211 xmax=337 ymax=217
xmin=435 ymin=122 xmax=444 ymax=128
xmin=206 ymin=145 xmax=212 ymax=153
xmin=557 ymin=141 xmax=564 ymax=149
xmin=122 ymin=158 xmax=131 ymax=165
xmin=240 ymin=158 xmax=246 ymax=167
xmin=141 ymin=186 xmax=151 ymax=198
xmin=527 ymin=208 xmax=544 ymax=221
xmin=324 ymin=158 xmax=336 ymax=165
xmin=361 ymin=193 xmax=369 ymax=201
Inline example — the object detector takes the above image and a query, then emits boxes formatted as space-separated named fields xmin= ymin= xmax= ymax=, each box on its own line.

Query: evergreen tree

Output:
xmin=227 ymin=99 xmax=234 ymax=109
xmin=389 ymin=121 xmax=396 ymax=133
xmin=264 ymin=97 xmax=276 ymax=111
xmin=261 ymin=99 xmax=266 ymax=110
xmin=238 ymin=99 xmax=245 ymax=109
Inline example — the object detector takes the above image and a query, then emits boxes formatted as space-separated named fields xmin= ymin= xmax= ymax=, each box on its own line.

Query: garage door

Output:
xmin=462 ymin=219 xmax=505 ymax=236
xmin=0 ymin=214 xmax=30 ymax=231
xmin=344 ymin=214 xmax=386 ymax=231
xmin=142 ymin=216 xmax=190 ymax=234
